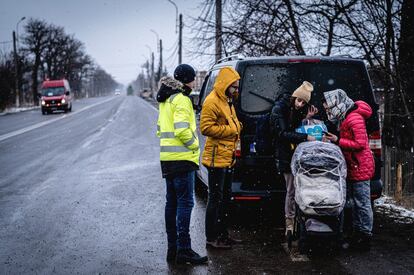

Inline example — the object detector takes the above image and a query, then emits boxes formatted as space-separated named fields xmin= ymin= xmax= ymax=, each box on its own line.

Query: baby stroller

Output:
xmin=289 ymin=141 xmax=347 ymax=253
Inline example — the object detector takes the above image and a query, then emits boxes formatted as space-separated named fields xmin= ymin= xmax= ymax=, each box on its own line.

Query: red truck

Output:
xmin=39 ymin=79 xmax=73 ymax=114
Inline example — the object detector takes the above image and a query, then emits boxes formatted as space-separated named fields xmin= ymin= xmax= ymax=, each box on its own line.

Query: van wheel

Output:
xmin=42 ymin=111 xmax=46 ymax=115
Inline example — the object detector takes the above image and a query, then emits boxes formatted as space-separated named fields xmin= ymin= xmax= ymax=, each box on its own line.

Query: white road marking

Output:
xmin=0 ymin=97 xmax=116 ymax=143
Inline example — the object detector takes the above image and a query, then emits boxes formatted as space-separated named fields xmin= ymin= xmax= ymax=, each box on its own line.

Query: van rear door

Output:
xmin=235 ymin=59 xmax=380 ymax=192
xmin=233 ymin=62 xmax=302 ymax=193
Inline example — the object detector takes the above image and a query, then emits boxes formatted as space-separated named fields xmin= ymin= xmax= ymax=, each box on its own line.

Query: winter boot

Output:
xmin=166 ymin=247 xmax=176 ymax=262
xmin=176 ymin=249 xmax=208 ymax=265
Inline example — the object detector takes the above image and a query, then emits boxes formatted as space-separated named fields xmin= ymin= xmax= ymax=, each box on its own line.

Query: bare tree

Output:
xmin=190 ymin=0 xmax=314 ymax=58
xmin=395 ymin=0 xmax=414 ymax=147
xmin=89 ymin=67 xmax=118 ymax=97
xmin=42 ymin=24 xmax=67 ymax=80
xmin=191 ymin=0 xmax=413 ymax=145
xmin=21 ymin=18 xmax=117 ymax=102
xmin=0 ymin=51 xmax=16 ymax=110
xmin=22 ymin=18 xmax=49 ymax=105
xmin=331 ymin=0 xmax=413 ymax=145
xmin=222 ymin=0 xmax=300 ymax=56
xmin=398 ymin=0 xmax=414 ymax=101
xmin=294 ymin=0 xmax=358 ymax=56
xmin=189 ymin=1 xmax=216 ymax=58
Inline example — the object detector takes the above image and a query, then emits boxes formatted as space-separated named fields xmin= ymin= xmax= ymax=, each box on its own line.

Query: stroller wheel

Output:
xmin=287 ymin=230 xmax=293 ymax=249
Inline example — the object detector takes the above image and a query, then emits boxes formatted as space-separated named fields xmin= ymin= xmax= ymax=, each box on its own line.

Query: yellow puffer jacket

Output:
xmin=200 ymin=67 xmax=242 ymax=168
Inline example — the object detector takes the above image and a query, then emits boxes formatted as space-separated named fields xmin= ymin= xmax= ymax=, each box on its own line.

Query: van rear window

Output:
xmin=240 ymin=63 xmax=373 ymax=113
xmin=240 ymin=65 xmax=300 ymax=113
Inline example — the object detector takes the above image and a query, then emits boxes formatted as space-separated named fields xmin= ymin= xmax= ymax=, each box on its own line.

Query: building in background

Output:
xmin=194 ymin=70 xmax=207 ymax=93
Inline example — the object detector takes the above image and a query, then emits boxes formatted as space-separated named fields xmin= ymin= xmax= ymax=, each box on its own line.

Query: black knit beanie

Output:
xmin=173 ymin=64 xmax=196 ymax=84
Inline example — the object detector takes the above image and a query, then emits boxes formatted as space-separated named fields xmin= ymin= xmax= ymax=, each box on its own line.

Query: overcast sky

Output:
xmin=0 ymin=0 xmax=210 ymax=85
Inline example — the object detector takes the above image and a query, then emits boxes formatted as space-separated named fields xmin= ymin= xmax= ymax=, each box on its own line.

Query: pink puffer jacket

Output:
xmin=339 ymin=101 xmax=375 ymax=181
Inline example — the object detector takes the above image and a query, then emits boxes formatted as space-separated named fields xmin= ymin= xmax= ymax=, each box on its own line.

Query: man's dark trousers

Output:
xmin=165 ymin=171 xmax=195 ymax=250
xmin=205 ymin=167 xmax=233 ymax=242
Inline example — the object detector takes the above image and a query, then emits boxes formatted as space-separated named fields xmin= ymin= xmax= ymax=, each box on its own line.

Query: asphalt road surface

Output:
xmin=0 ymin=95 xmax=413 ymax=274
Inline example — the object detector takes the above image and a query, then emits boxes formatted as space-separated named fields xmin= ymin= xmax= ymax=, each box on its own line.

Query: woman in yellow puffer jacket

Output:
xmin=200 ymin=66 xmax=243 ymax=249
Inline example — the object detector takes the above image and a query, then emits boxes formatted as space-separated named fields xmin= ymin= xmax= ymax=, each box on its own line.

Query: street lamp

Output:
xmin=16 ymin=16 xmax=26 ymax=44
xmin=167 ymin=0 xmax=178 ymax=33
xmin=150 ymin=29 xmax=159 ymax=51
xmin=144 ymin=44 xmax=152 ymax=57
xmin=166 ymin=0 xmax=182 ymax=64
xmin=150 ymin=29 xmax=163 ymax=83
xmin=14 ymin=16 xmax=26 ymax=108
xmin=145 ymin=44 xmax=155 ymax=92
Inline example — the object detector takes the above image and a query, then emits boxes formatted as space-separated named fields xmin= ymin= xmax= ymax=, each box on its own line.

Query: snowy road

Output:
xmin=0 ymin=96 xmax=413 ymax=274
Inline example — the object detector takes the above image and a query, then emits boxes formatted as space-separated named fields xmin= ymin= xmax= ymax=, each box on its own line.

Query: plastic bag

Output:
xmin=295 ymin=119 xmax=327 ymax=141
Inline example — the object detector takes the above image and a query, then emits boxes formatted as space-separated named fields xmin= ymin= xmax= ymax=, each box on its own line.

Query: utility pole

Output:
xmin=13 ymin=31 xmax=20 ymax=108
xmin=159 ymin=39 xmax=163 ymax=80
xmin=215 ymin=0 xmax=222 ymax=63
xmin=167 ymin=0 xmax=180 ymax=66
xmin=14 ymin=17 xmax=25 ymax=107
xmin=150 ymin=29 xmax=162 ymax=82
xmin=178 ymin=14 xmax=183 ymax=64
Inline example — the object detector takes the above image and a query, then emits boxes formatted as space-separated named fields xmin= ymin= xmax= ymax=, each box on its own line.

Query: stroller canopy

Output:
xmin=291 ymin=141 xmax=346 ymax=177
xmin=291 ymin=141 xmax=347 ymax=216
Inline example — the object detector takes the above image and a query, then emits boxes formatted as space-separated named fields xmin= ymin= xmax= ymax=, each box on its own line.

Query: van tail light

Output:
xmin=233 ymin=196 xmax=261 ymax=201
xmin=369 ymin=130 xmax=382 ymax=157
xmin=235 ymin=139 xmax=242 ymax=157
xmin=288 ymin=58 xmax=320 ymax=63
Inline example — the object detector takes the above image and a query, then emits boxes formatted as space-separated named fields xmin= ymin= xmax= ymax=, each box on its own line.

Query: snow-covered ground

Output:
xmin=375 ymin=196 xmax=414 ymax=224
xmin=0 ymin=106 xmax=39 ymax=116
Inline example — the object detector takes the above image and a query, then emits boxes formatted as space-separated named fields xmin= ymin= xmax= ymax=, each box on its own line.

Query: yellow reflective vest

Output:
xmin=157 ymin=92 xmax=200 ymax=165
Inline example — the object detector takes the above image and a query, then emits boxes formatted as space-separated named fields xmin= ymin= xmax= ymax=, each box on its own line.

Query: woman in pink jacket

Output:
xmin=322 ymin=89 xmax=374 ymax=250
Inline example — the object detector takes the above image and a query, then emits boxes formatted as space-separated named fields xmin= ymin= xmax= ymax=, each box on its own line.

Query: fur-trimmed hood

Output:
xmin=156 ymin=76 xmax=184 ymax=102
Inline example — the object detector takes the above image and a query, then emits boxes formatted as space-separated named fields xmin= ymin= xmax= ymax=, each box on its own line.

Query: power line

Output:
xmin=165 ymin=38 xmax=178 ymax=52
xmin=165 ymin=46 xmax=179 ymax=71
xmin=165 ymin=41 xmax=179 ymax=70
xmin=164 ymin=37 xmax=179 ymax=64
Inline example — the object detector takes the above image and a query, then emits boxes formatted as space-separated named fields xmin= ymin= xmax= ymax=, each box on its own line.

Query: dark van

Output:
xmin=195 ymin=56 xmax=382 ymax=202
xmin=40 ymin=79 xmax=73 ymax=114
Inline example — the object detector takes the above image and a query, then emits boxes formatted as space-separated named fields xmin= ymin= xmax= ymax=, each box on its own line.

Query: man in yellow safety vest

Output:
xmin=156 ymin=64 xmax=207 ymax=265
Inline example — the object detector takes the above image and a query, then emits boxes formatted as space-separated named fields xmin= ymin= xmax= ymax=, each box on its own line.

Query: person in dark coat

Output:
xmin=322 ymin=89 xmax=375 ymax=250
xmin=270 ymin=81 xmax=318 ymax=236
